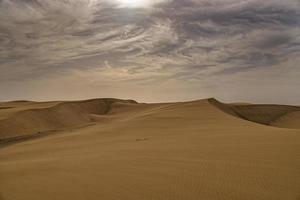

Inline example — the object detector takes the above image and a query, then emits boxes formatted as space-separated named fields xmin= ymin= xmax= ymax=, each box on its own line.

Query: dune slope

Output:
xmin=0 ymin=99 xmax=299 ymax=200
xmin=0 ymin=99 xmax=137 ymax=141
xmin=208 ymin=98 xmax=300 ymax=128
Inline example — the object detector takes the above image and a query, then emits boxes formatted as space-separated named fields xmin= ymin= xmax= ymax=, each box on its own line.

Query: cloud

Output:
xmin=0 ymin=0 xmax=299 ymax=103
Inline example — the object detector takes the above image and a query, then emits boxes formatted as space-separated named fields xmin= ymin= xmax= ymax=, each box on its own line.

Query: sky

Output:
xmin=0 ymin=0 xmax=299 ymax=104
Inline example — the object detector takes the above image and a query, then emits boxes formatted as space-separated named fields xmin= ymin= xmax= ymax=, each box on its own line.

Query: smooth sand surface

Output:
xmin=0 ymin=99 xmax=299 ymax=200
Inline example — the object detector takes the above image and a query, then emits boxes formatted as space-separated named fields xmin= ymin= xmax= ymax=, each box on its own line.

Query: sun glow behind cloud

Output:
xmin=115 ymin=0 xmax=162 ymax=8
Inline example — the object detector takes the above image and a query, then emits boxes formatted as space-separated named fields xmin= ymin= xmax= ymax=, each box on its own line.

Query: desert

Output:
xmin=0 ymin=98 xmax=299 ymax=200
xmin=0 ymin=0 xmax=299 ymax=199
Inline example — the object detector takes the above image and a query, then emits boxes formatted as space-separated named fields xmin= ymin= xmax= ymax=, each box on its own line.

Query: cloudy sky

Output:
xmin=0 ymin=0 xmax=299 ymax=103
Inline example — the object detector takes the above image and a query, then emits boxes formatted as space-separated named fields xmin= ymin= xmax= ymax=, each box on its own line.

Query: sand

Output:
xmin=0 ymin=98 xmax=299 ymax=200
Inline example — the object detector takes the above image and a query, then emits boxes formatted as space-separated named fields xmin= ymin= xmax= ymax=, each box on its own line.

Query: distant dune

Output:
xmin=0 ymin=98 xmax=299 ymax=200
xmin=1 ymin=98 xmax=299 ymax=142
xmin=0 ymin=99 xmax=138 ymax=142
xmin=208 ymin=98 xmax=300 ymax=129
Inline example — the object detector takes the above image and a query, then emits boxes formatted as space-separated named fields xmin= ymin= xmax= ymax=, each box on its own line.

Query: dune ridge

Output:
xmin=208 ymin=98 xmax=300 ymax=129
xmin=0 ymin=98 xmax=300 ymax=144
xmin=0 ymin=98 xmax=137 ymax=141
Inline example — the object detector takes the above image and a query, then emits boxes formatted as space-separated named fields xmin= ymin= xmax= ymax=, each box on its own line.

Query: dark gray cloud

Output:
xmin=0 ymin=0 xmax=299 ymax=103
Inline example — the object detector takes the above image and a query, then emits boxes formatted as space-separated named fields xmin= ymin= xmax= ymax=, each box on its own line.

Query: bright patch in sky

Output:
xmin=116 ymin=0 xmax=152 ymax=8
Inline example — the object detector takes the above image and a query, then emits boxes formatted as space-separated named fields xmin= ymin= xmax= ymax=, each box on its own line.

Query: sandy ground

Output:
xmin=0 ymin=99 xmax=299 ymax=200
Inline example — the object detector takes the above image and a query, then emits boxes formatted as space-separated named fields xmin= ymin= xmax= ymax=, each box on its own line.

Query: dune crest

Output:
xmin=0 ymin=98 xmax=300 ymax=144
xmin=208 ymin=98 xmax=300 ymax=129
xmin=0 ymin=98 xmax=137 ymax=142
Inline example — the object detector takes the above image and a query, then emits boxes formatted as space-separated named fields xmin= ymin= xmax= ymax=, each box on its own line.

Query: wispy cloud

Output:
xmin=0 ymin=0 xmax=299 ymax=103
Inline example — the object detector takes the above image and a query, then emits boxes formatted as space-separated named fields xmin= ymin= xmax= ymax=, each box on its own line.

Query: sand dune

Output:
xmin=209 ymin=98 xmax=300 ymax=128
xmin=0 ymin=99 xmax=138 ymax=141
xmin=272 ymin=111 xmax=300 ymax=129
xmin=1 ymin=98 xmax=299 ymax=142
xmin=0 ymin=98 xmax=299 ymax=200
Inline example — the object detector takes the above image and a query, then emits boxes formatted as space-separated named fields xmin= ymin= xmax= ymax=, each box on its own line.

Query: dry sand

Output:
xmin=0 ymin=98 xmax=299 ymax=200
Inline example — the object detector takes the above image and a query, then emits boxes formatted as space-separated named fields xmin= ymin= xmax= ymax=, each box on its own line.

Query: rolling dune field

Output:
xmin=0 ymin=98 xmax=299 ymax=200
